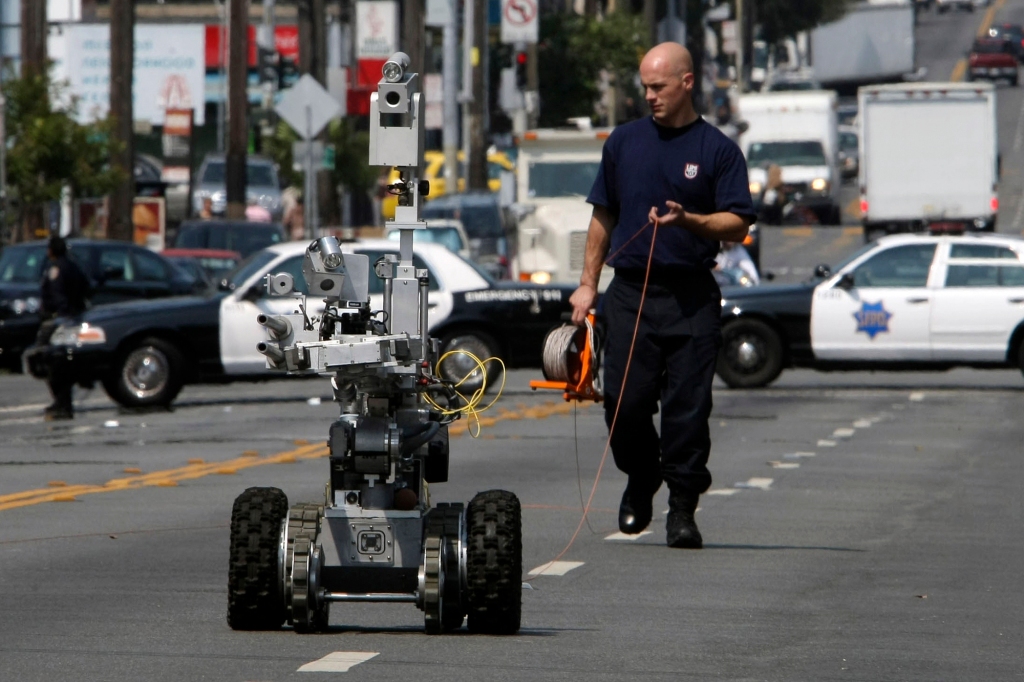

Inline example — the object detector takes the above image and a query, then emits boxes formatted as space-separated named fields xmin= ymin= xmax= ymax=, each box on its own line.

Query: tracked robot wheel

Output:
xmin=283 ymin=502 xmax=330 ymax=633
xmin=422 ymin=503 xmax=467 ymax=634
xmin=227 ymin=487 xmax=289 ymax=631
xmin=466 ymin=490 xmax=522 ymax=635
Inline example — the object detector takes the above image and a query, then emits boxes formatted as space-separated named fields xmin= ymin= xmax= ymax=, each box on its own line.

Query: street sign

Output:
xmin=500 ymin=0 xmax=538 ymax=44
xmin=275 ymin=74 xmax=344 ymax=140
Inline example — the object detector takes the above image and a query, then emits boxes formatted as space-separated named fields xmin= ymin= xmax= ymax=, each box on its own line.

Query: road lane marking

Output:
xmin=0 ymin=403 xmax=50 ymax=415
xmin=605 ymin=530 xmax=653 ymax=541
xmin=0 ymin=402 xmax=584 ymax=513
xmin=768 ymin=461 xmax=800 ymax=469
xmin=297 ymin=652 xmax=378 ymax=673
xmin=706 ymin=488 xmax=739 ymax=496
xmin=817 ymin=439 xmax=837 ymax=447
xmin=853 ymin=419 xmax=873 ymax=429
xmin=976 ymin=0 xmax=1008 ymax=38
xmin=909 ymin=392 xmax=925 ymax=402
xmin=784 ymin=452 xmax=816 ymax=459
xmin=781 ymin=226 xmax=814 ymax=238
xmin=833 ymin=428 xmax=855 ymax=439
xmin=528 ymin=561 xmax=584 ymax=576
xmin=735 ymin=478 xmax=773 ymax=491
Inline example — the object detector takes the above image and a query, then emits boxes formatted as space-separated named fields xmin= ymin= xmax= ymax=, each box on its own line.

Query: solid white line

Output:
xmin=528 ymin=561 xmax=585 ymax=577
xmin=298 ymin=652 xmax=379 ymax=673
xmin=909 ymin=392 xmax=925 ymax=402
xmin=735 ymin=478 xmax=773 ymax=491
xmin=768 ymin=461 xmax=800 ymax=469
xmin=0 ymin=416 xmax=45 ymax=426
xmin=605 ymin=530 xmax=653 ymax=541
xmin=817 ymin=439 xmax=837 ymax=447
xmin=853 ymin=419 xmax=872 ymax=429
xmin=833 ymin=428 xmax=855 ymax=439
xmin=706 ymin=488 xmax=740 ymax=496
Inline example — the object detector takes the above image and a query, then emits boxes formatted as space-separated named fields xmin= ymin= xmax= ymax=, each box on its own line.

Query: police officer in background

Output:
xmin=38 ymin=236 xmax=91 ymax=420
xmin=570 ymin=43 xmax=756 ymax=549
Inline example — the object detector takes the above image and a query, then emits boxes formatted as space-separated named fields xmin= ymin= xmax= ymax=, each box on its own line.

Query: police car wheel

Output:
xmin=717 ymin=319 xmax=783 ymax=389
xmin=104 ymin=337 xmax=185 ymax=408
xmin=437 ymin=331 xmax=502 ymax=394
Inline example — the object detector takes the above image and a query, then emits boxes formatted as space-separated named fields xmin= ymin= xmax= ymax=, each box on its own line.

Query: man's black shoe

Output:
xmin=44 ymin=407 xmax=74 ymax=421
xmin=618 ymin=479 xmax=661 ymax=534
xmin=666 ymin=493 xmax=702 ymax=549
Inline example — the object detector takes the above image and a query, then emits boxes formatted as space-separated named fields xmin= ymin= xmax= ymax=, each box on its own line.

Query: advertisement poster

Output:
xmin=52 ymin=24 xmax=206 ymax=126
xmin=133 ymin=198 xmax=167 ymax=251
xmin=356 ymin=1 xmax=398 ymax=87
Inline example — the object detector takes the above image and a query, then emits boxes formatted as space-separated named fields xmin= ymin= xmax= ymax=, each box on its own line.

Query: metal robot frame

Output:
xmin=227 ymin=53 xmax=522 ymax=635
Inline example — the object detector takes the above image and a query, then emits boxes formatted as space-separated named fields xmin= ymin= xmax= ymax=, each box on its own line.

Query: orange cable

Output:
xmin=540 ymin=218 xmax=660 ymax=571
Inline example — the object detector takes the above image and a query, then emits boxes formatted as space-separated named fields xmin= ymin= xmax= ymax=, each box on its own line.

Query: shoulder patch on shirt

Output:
xmin=684 ymin=163 xmax=700 ymax=179
xmin=48 ymin=266 xmax=60 ymax=281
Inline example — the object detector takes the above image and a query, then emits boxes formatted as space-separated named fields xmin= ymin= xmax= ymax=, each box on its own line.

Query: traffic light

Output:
xmin=258 ymin=47 xmax=279 ymax=86
xmin=515 ymin=51 xmax=528 ymax=89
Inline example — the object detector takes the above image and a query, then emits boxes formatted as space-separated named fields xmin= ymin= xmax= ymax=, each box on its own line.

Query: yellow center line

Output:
xmin=0 ymin=400 xmax=594 ymax=513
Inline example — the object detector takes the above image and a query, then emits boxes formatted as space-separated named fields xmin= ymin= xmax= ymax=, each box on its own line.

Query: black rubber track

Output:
xmin=227 ymin=487 xmax=288 ymax=630
xmin=466 ymin=490 xmax=522 ymax=635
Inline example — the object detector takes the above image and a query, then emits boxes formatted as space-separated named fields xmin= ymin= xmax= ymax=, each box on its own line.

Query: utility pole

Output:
xmin=20 ymin=0 xmax=46 ymax=78
xmin=460 ymin=0 xmax=474 ymax=188
xmin=226 ymin=0 xmax=249 ymax=220
xmin=467 ymin=0 xmax=487 ymax=190
xmin=402 ymin=0 xmax=425 ymax=77
xmin=442 ymin=0 xmax=458 ymax=190
xmin=108 ymin=0 xmax=135 ymax=241
xmin=643 ymin=0 xmax=657 ymax=49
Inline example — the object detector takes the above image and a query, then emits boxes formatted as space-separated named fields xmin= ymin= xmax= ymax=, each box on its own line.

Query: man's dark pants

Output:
xmin=36 ymin=319 xmax=74 ymax=414
xmin=601 ymin=269 xmax=721 ymax=498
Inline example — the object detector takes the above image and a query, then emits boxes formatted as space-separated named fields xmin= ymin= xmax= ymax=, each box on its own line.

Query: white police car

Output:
xmin=717 ymin=233 xmax=1024 ymax=387
xmin=26 ymin=240 xmax=576 ymax=408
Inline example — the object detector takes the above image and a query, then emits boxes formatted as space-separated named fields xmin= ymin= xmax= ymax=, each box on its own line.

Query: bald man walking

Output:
xmin=570 ymin=43 xmax=755 ymax=549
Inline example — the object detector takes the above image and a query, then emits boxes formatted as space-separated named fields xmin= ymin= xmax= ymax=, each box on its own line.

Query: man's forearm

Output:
xmin=682 ymin=211 xmax=751 ymax=242
xmin=580 ymin=208 xmax=614 ymax=288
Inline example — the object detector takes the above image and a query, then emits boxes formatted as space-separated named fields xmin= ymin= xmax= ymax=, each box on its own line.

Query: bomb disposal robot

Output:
xmin=226 ymin=54 xmax=522 ymax=635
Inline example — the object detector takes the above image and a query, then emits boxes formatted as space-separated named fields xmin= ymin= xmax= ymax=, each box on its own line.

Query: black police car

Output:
xmin=0 ymin=239 xmax=200 ymax=370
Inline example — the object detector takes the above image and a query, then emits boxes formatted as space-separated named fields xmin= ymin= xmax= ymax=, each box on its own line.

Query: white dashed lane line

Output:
xmin=817 ymin=439 xmax=837 ymax=447
xmin=298 ymin=652 xmax=379 ymax=673
xmin=784 ymin=451 xmax=816 ymax=459
xmin=528 ymin=561 xmax=585 ymax=577
xmin=832 ymin=427 xmax=855 ymax=439
xmin=909 ymin=392 xmax=925 ymax=402
xmin=768 ymin=461 xmax=800 ymax=469
xmin=706 ymin=488 xmax=740 ymax=496
xmin=605 ymin=530 xmax=653 ymax=541
xmin=735 ymin=478 xmax=773 ymax=491
xmin=853 ymin=419 xmax=873 ymax=429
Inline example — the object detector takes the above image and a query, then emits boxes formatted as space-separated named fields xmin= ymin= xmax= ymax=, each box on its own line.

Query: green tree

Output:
xmin=2 ymin=69 xmax=123 ymax=242
xmin=537 ymin=12 xmax=650 ymax=128
xmin=755 ymin=0 xmax=851 ymax=45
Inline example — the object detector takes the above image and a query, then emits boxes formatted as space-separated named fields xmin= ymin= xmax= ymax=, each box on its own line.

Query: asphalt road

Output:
xmin=1 ymin=364 xmax=1023 ymax=680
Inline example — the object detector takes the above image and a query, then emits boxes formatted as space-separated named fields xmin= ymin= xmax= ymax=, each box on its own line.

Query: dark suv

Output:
xmin=174 ymin=220 xmax=286 ymax=258
xmin=421 ymin=191 xmax=511 ymax=279
xmin=0 ymin=239 xmax=200 ymax=370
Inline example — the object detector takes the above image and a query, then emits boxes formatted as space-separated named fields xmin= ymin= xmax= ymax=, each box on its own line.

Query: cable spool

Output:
xmin=540 ymin=320 xmax=601 ymax=392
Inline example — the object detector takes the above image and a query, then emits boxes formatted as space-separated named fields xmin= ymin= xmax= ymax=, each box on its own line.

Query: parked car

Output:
xmin=968 ymin=38 xmax=1019 ymax=85
xmin=191 ymin=154 xmax=284 ymax=220
xmin=161 ymin=248 xmax=243 ymax=289
xmin=384 ymin=220 xmax=471 ymax=260
xmin=23 ymin=239 xmax=579 ymax=407
xmin=173 ymin=220 xmax=285 ymax=258
xmin=421 ymin=191 xmax=511 ymax=279
xmin=0 ymin=239 xmax=200 ymax=370
xmin=715 ymin=233 xmax=1024 ymax=388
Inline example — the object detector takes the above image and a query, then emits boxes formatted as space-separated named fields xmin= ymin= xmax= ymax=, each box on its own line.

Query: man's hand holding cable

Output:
xmin=649 ymin=201 xmax=751 ymax=243
xmin=570 ymin=206 xmax=614 ymax=326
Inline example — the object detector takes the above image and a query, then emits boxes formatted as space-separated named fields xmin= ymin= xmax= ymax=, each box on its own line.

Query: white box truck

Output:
xmin=809 ymin=1 xmax=916 ymax=88
xmin=858 ymin=82 xmax=998 ymax=240
xmin=739 ymin=90 xmax=841 ymax=224
xmin=511 ymin=128 xmax=615 ymax=290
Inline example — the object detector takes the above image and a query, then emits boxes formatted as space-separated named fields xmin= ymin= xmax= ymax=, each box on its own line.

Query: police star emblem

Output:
xmin=854 ymin=301 xmax=892 ymax=339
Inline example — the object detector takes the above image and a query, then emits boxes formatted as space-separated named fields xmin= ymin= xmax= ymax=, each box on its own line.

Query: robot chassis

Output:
xmin=227 ymin=54 xmax=522 ymax=635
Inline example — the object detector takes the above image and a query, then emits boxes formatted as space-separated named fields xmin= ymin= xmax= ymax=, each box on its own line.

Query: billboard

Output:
xmin=51 ymin=24 xmax=206 ymax=126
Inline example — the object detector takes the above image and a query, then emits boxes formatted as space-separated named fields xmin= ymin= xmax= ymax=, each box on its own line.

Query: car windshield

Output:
xmin=222 ymin=250 xmax=278 ymax=290
xmin=422 ymin=203 xmax=504 ymax=239
xmin=0 ymin=246 xmax=48 ymax=283
xmin=973 ymin=40 xmax=1012 ymax=54
xmin=387 ymin=228 xmax=465 ymax=253
xmin=839 ymin=132 xmax=858 ymax=151
xmin=528 ymin=161 xmax=601 ymax=199
xmin=201 ymin=161 xmax=278 ymax=187
xmin=748 ymin=141 xmax=827 ymax=167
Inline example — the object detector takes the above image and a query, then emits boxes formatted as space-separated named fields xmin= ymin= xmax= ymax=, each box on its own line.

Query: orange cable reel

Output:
xmin=530 ymin=311 xmax=603 ymax=403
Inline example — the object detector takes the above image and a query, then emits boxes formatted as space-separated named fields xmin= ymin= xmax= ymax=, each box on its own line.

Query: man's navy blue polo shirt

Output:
xmin=587 ymin=116 xmax=755 ymax=272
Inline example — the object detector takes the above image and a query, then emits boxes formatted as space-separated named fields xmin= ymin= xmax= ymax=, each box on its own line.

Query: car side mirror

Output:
xmin=836 ymin=273 xmax=855 ymax=290
xmin=813 ymin=263 xmax=832 ymax=279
